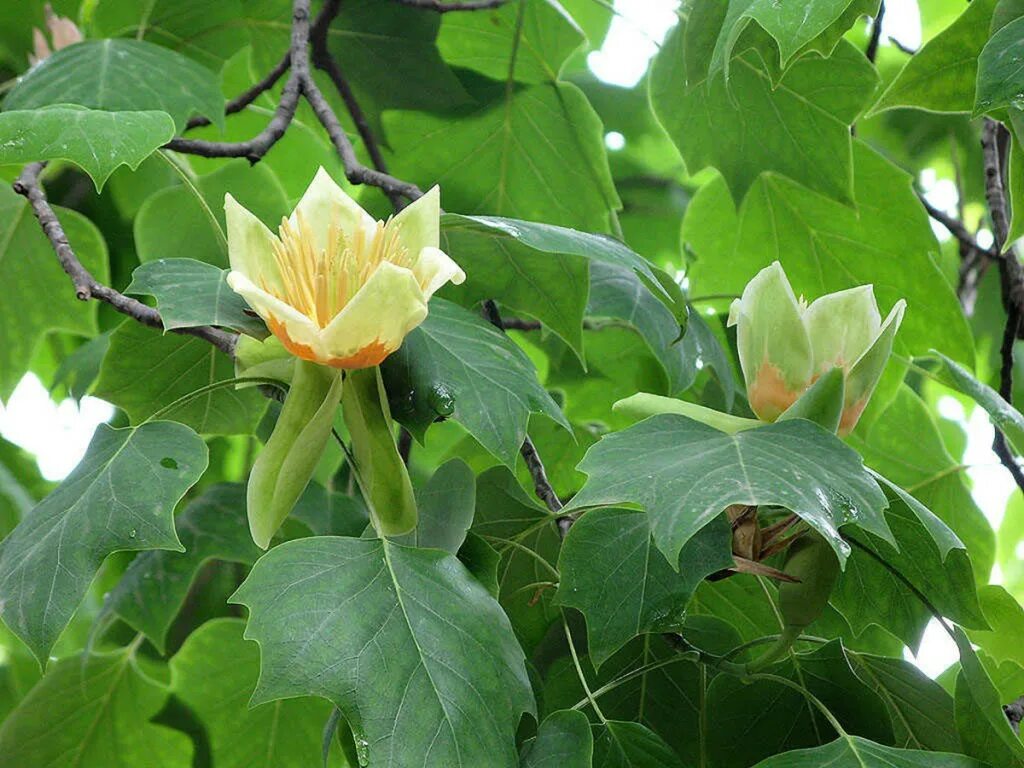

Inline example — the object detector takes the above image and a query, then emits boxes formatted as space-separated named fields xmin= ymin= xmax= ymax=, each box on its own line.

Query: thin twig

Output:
xmin=865 ymin=2 xmax=885 ymax=64
xmin=185 ymin=52 xmax=291 ymax=130
xmin=12 ymin=163 xmax=237 ymax=357
xmin=309 ymin=0 xmax=403 ymax=209
xmin=888 ymin=37 xmax=916 ymax=55
xmin=918 ymin=192 xmax=994 ymax=259
xmin=481 ymin=300 xmax=573 ymax=532
xmin=392 ymin=0 xmax=508 ymax=11
xmin=982 ymin=118 xmax=1024 ymax=495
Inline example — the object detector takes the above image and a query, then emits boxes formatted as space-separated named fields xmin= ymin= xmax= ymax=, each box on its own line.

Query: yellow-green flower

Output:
xmin=727 ymin=261 xmax=905 ymax=433
xmin=226 ymin=167 xmax=464 ymax=370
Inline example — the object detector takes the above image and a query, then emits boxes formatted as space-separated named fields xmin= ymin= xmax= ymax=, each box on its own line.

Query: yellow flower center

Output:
xmin=261 ymin=213 xmax=412 ymax=328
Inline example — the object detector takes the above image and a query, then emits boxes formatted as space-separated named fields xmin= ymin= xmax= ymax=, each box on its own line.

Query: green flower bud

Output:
xmin=342 ymin=366 xmax=417 ymax=536
xmin=247 ymin=358 xmax=343 ymax=549
xmin=728 ymin=262 xmax=905 ymax=434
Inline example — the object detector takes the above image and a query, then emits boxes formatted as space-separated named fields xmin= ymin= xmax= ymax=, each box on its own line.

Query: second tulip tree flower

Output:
xmin=226 ymin=168 xmax=465 ymax=547
xmin=728 ymin=261 xmax=905 ymax=433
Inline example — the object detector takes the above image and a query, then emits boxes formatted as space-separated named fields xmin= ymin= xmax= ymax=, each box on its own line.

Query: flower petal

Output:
xmin=730 ymin=261 xmax=813 ymax=394
xmin=803 ymin=285 xmax=881 ymax=375
xmin=390 ymin=185 xmax=441 ymax=253
xmin=225 ymin=194 xmax=282 ymax=290
xmin=842 ymin=299 xmax=906 ymax=432
xmin=321 ymin=262 xmax=427 ymax=365
xmin=289 ymin=167 xmax=374 ymax=254
xmin=227 ymin=271 xmax=328 ymax=363
xmin=413 ymin=246 xmax=465 ymax=299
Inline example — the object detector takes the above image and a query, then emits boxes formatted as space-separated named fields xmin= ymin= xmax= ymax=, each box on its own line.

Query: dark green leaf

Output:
xmin=127 ymin=257 xmax=268 ymax=338
xmin=0 ymin=107 xmax=174 ymax=190
xmin=0 ymin=190 xmax=109 ymax=401
xmin=593 ymin=721 xmax=686 ymax=768
xmin=556 ymin=508 xmax=732 ymax=666
xmin=381 ymin=298 xmax=568 ymax=467
xmin=170 ymin=618 xmax=340 ymax=768
xmin=109 ymin=483 xmax=261 ymax=653
xmin=934 ymin=351 xmax=1024 ymax=453
xmin=521 ymin=709 xmax=593 ymax=768
xmin=0 ymin=649 xmax=192 ymax=766
xmin=0 ymin=421 xmax=206 ymax=663
xmin=849 ymin=652 xmax=960 ymax=752
xmin=232 ymin=536 xmax=534 ymax=768
xmin=392 ymin=459 xmax=475 ymax=553
xmin=5 ymin=39 xmax=223 ymax=131
xmin=567 ymin=415 xmax=892 ymax=567
xmin=750 ymin=736 xmax=987 ymax=767
xmin=708 ymin=641 xmax=893 ymax=767
xmin=94 ymin=321 xmax=266 ymax=436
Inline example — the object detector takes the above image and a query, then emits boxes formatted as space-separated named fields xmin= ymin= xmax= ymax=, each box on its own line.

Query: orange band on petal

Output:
xmin=749 ymin=361 xmax=803 ymax=422
xmin=267 ymin=316 xmax=323 ymax=364
xmin=839 ymin=398 xmax=868 ymax=435
xmin=326 ymin=340 xmax=392 ymax=370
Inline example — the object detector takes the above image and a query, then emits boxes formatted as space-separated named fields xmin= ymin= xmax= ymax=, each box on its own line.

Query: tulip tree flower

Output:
xmin=727 ymin=261 xmax=905 ymax=433
xmin=226 ymin=168 xmax=464 ymax=547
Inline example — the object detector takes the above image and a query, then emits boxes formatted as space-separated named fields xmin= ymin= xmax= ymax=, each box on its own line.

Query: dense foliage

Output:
xmin=3 ymin=0 xmax=1024 ymax=766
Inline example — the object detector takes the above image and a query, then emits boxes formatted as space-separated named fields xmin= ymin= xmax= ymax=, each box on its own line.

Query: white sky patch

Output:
xmin=919 ymin=168 xmax=959 ymax=242
xmin=587 ymin=0 xmax=680 ymax=88
xmin=605 ymin=130 xmax=626 ymax=151
xmin=880 ymin=0 xmax=922 ymax=51
xmin=0 ymin=373 xmax=113 ymax=481
xmin=904 ymin=618 xmax=959 ymax=679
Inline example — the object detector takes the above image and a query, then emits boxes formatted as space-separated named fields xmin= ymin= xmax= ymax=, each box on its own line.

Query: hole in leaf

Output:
xmin=160 ymin=457 xmax=178 ymax=470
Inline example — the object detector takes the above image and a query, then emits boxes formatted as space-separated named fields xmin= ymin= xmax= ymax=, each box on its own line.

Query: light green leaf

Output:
xmin=934 ymin=351 xmax=1024 ymax=453
xmin=0 ymin=422 xmax=207 ymax=663
xmin=968 ymin=585 xmax=1024 ymax=668
xmin=231 ymin=536 xmax=535 ymax=768
xmin=437 ymin=0 xmax=584 ymax=83
xmin=5 ymin=39 xmax=224 ymax=132
xmin=685 ymin=143 xmax=975 ymax=366
xmin=392 ymin=459 xmax=475 ymax=553
xmin=870 ymin=0 xmax=996 ymax=114
xmin=0 ymin=107 xmax=174 ymax=191
xmin=94 ymin=321 xmax=266 ymax=436
xmin=109 ymin=484 xmax=261 ymax=653
xmin=849 ymin=653 xmax=960 ymax=752
xmin=520 ymin=709 xmax=593 ymax=768
xmin=381 ymin=298 xmax=569 ymax=467
xmin=134 ymin=159 xmax=289 ymax=269
xmin=750 ymin=736 xmax=987 ymax=767
xmin=127 ymin=257 xmax=269 ymax=338
xmin=954 ymin=627 xmax=1024 ymax=766
xmin=385 ymin=82 xmax=620 ymax=232
xmin=556 ymin=508 xmax=733 ymax=666
xmin=0 ymin=190 xmax=109 ymax=401
xmin=170 ymin=618 xmax=341 ymax=768
xmin=0 ymin=648 xmax=192 ymax=767
xmin=89 ymin=0 xmax=251 ymax=69
xmin=976 ymin=16 xmax=1024 ymax=115
xmin=566 ymin=415 xmax=892 ymax=567
xmin=650 ymin=2 xmax=877 ymax=203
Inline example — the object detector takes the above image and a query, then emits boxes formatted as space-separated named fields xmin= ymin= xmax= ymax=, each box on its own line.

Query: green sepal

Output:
xmin=247 ymin=358 xmax=343 ymax=548
xmin=778 ymin=366 xmax=845 ymax=433
xmin=234 ymin=334 xmax=295 ymax=385
xmin=613 ymin=392 xmax=762 ymax=434
xmin=342 ymin=366 xmax=418 ymax=536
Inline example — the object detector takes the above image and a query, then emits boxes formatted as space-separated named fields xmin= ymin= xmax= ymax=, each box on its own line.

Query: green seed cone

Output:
xmin=247 ymin=358 xmax=343 ymax=549
xmin=342 ymin=366 xmax=417 ymax=536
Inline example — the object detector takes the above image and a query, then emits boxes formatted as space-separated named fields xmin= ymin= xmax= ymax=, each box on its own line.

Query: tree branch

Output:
xmin=392 ymin=0 xmax=508 ymax=11
xmin=481 ymin=300 xmax=575 ymax=534
xmin=12 ymin=163 xmax=237 ymax=357
xmin=185 ymin=52 xmax=291 ymax=131
xmin=982 ymin=118 xmax=1024 ymax=495
xmin=865 ymin=2 xmax=885 ymax=64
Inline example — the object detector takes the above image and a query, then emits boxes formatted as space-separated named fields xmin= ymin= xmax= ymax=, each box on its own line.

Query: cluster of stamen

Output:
xmin=261 ymin=213 xmax=413 ymax=328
